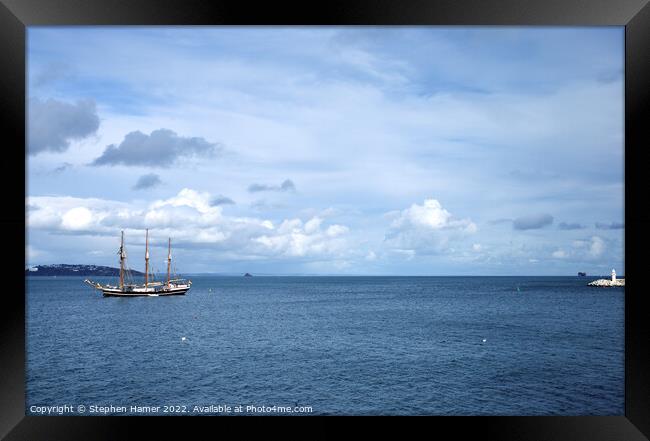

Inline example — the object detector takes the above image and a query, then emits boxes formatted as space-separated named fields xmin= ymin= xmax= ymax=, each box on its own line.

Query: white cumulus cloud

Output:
xmin=27 ymin=188 xmax=351 ymax=261
xmin=552 ymin=236 xmax=606 ymax=260
xmin=588 ymin=236 xmax=605 ymax=258
xmin=552 ymin=249 xmax=568 ymax=259
xmin=384 ymin=199 xmax=476 ymax=255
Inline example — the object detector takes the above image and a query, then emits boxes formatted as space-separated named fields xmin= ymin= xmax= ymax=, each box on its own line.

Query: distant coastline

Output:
xmin=25 ymin=264 xmax=144 ymax=277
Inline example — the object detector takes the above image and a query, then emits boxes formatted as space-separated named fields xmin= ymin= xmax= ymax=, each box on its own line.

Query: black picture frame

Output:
xmin=3 ymin=0 xmax=649 ymax=439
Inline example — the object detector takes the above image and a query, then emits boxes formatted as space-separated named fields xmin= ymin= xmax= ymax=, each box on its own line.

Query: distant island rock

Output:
xmin=244 ymin=273 xmax=253 ymax=277
xmin=25 ymin=264 xmax=144 ymax=277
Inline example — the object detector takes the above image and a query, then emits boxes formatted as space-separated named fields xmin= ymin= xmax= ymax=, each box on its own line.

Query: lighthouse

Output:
xmin=588 ymin=268 xmax=624 ymax=287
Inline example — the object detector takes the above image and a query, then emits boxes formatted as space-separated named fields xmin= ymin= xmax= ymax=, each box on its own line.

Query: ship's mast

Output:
xmin=119 ymin=230 xmax=125 ymax=289
xmin=144 ymin=229 xmax=149 ymax=288
xmin=167 ymin=237 xmax=172 ymax=288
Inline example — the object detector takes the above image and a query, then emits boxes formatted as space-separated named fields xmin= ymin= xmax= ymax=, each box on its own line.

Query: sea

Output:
xmin=25 ymin=276 xmax=624 ymax=416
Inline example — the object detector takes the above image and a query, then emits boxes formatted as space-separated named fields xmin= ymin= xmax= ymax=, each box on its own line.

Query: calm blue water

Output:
xmin=26 ymin=276 xmax=624 ymax=415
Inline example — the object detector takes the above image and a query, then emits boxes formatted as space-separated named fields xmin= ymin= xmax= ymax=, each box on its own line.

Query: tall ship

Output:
xmin=85 ymin=229 xmax=191 ymax=297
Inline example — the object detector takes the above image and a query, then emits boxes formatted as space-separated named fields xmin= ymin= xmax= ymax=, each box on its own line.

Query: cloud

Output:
xmin=488 ymin=218 xmax=513 ymax=225
xmin=551 ymin=249 xmax=567 ymax=259
xmin=133 ymin=173 xmax=162 ymax=190
xmin=558 ymin=222 xmax=585 ymax=230
xmin=513 ymin=214 xmax=554 ymax=230
xmin=588 ymin=236 xmax=605 ymax=258
xmin=91 ymin=129 xmax=218 ymax=167
xmin=53 ymin=162 xmax=73 ymax=174
xmin=26 ymin=245 xmax=45 ymax=264
xmin=27 ymin=195 xmax=128 ymax=232
xmin=384 ymin=199 xmax=476 ymax=254
xmin=253 ymin=217 xmax=349 ymax=258
xmin=210 ymin=195 xmax=235 ymax=206
xmin=27 ymin=188 xmax=351 ymax=260
xmin=595 ymin=222 xmax=624 ymax=230
xmin=552 ymin=236 xmax=606 ymax=260
xmin=28 ymin=97 xmax=100 ymax=155
xmin=250 ymin=200 xmax=287 ymax=211
xmin=248 ymin=179 xmax=295 ymax=193
xmin=61 ymin=206 xmax=93 ymax=230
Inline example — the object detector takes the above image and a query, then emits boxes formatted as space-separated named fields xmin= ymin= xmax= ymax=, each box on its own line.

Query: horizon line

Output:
xmin=25 ymin=264 xmax=624 ymax=278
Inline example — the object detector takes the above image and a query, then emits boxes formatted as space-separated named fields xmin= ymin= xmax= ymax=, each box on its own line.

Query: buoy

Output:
xmin=482 ymin=338 xmax=487 ymax=343
xmin=181 ymin=336 xmax=187 ymax=341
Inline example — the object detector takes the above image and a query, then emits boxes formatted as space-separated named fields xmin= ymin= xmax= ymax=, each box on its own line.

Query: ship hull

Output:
xmin=100 ymin=286 xmax=190 ymax=297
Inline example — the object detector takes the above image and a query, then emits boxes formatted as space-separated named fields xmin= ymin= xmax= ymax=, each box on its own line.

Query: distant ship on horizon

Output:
xmin=84 ymin=229 xmax=191 ymax=297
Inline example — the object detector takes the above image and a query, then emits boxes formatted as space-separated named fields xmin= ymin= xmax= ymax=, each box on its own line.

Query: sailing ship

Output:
xmin=84 ymin=229 xmax=191 ymax=297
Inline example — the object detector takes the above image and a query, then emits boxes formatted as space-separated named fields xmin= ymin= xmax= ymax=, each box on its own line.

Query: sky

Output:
xmin=25 ymin=26 xmax=624 ymax=275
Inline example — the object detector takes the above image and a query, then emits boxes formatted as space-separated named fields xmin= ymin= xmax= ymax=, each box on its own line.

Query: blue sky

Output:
xmin=26 ymin=27 xmax=624 ymax=275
